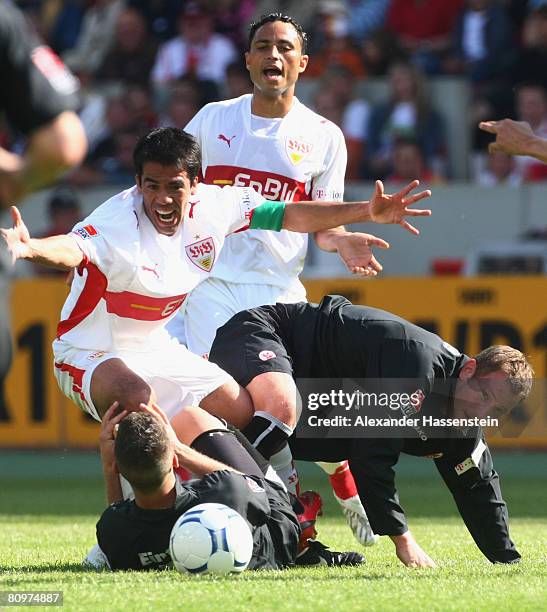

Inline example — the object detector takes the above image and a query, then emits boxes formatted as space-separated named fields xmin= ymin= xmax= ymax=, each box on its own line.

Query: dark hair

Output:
xmin=248 ymin=13 xmax=308 ymax=53
xmin=115 ymin=412 xmax=173 ymax=494
xmin=133 ymin=127 xmax=201 ymax=181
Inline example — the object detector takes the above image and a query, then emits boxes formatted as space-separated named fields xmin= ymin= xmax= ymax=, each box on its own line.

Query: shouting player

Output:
xmin=167 ymin=13 xmax=430 ymax=546
xmin=0 ymin=127 xmax=430 ymax=431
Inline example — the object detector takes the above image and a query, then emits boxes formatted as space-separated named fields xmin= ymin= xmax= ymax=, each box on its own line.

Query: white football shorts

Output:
xmin=52 ymin=337 xmax=232 ymax=421
xmin=167 ymin=277 xmax=307 ymax=358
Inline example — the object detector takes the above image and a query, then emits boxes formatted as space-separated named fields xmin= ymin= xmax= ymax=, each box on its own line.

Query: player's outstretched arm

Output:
xmin=0 ymin=205 xmax=83 ymax=269
xmin=280 ymin=180 xmax=431 ymax=235
xmin=390 ymin=531 xmax=437 ymax=569
xmin=479 ymin=119 xmax=547 ymax=163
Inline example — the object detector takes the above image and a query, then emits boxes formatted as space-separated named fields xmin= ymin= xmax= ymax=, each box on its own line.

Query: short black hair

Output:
xmin=248 ymin=13 xmax=308 ymax=54
xmin=133 ymin=127 xmax=201 ymax=181
xmin=115 ymin=412 xmax=173 ymax=494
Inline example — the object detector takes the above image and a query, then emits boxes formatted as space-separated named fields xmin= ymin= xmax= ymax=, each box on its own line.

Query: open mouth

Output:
xmin=155 ymin=209 xmax=178 ymax=228
xmin=263 ymin=66 xmax=283 ymax=80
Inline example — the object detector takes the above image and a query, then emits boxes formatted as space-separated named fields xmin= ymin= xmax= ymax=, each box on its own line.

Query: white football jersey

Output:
xmin=186 ymin=94 xmax=347 ymax=290
xmin=55 ymin=183 xmax=264 ymax=352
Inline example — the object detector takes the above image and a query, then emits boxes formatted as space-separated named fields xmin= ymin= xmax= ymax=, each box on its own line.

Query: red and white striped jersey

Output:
xmin=56 ymin=183 xmax=264 ymax=351
xmin=186 ymin=94 xmax=347 ymax=290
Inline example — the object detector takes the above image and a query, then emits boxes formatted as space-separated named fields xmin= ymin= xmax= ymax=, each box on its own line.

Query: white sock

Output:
xmin=315 ymin=461 xmax=347 ymax=475
xmin=270 ymin=444 xmax=299 ymax=495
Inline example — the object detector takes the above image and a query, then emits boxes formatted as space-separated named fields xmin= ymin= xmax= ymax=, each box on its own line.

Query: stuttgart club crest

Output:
xmin=185 ymin=237 xmax=216 ymax=272
xmin=286 ymin=137 xmax=313 ymax=165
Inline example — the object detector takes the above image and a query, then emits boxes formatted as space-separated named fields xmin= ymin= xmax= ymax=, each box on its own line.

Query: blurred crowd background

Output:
xmin=3 ymin=0 xmax=547 ymax=277
xmin=5 ymin=0 xmax=547 ymax=186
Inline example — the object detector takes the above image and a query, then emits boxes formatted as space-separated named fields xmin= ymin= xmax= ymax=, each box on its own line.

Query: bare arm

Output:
xmin=0 ymin=111 xmax=87 ymax=210
xmin=283 ymin=180 xmax=432 ymax=236
xmin=99 ymin=402 xmax=127 ymax=505
xmin=0 ymin=206 xmax=83 ymax=268
xmin=479 ymin=119 xmax=547 ymax=163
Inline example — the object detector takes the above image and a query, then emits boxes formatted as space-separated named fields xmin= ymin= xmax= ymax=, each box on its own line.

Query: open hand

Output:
xmin=99 ymin=401 xmax=127 ymax=472
xmin=0 ymin=206 xmax=32 ymax=263
xmin=479 ymin=119 xmax=536 ymax=157
xmin=392 ymin=531 xmax=437 ymax=568
xmin=334 ymin=231 xmax=389 ymax=275
xmin=370 ymin=180 xmax=432 ymax=236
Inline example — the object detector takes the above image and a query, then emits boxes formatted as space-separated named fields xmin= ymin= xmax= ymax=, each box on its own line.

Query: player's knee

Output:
xmin=255 ymin=394 xmax=296 ymax=428
xmin=172 ymin=405 xmax=225 ymax=445
xmin=117 ymin=379 xmax=155 ymax=413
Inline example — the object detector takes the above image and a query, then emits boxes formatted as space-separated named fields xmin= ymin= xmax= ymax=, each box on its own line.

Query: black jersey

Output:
xmin=0 ymin=1 xmax=80 ymax=134
xmin=210 ymin=295 xmax=520 ymax=564
xmin=96 ymin=471 xmax=299 ymax=571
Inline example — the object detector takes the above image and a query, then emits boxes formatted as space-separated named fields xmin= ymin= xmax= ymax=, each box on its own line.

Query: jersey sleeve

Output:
xmin=70 ymin=217 xmax=115 ymax=273
xmin=224 ymin=186 xmax=273 ymax=235
xmin=311 ymin=123 xmax=347 ymax=202
xmin=434 ymin=434 xmax=521 ymax=563
xmin=0 ymin=2 xmax=80 ymax=134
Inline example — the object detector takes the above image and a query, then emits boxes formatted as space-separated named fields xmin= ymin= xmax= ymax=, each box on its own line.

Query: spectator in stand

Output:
xmin=386 ymin=0 xmax=463 ymax=74
xmin=304 ymin=1 xmax=366 ymax=78
xmin=344 ymin=0 xmax=389 ymax=44
xmin=211 ymin=0 xmax=256 ymax=52
xmin=447 ymin=0 xmax=515 ymax=87
xmin=513 ymin=83 xmax=547 ymax=181
xmin=151 ymin=2 xmax=237 ymax=87
xmin=513 ymin=7 xmax=547 ymax=92
xmin=222 ymin=61 xmax=253 ymax=99
xmin=95 ymin=7 xmax=158 ymax=86
xmin=476 ymin=150 xmax=521 ymax=186
xmin=387 ymin=140 xmax=444 ymax=185
xmin=361 ymin=29 xmax=406 ymax=76
xmin=315 ymin=66 xmax=370 ymax=180
xmin=33 ymin=188 xmax=83 ymax=277
xmin=62 ymin=0 xmax=125 ymax=76
xmin=159 ymin=82 xmax=202 ymax=129
xmin=128 ymin=0 xmax=182 ymax=41
xmin=365 ymin=61 xmax=445 ymax=180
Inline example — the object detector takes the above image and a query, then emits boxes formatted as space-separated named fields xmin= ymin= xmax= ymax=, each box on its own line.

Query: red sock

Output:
xmin=174 ymin=466 xmax=192 ymax=481
xmin=328 ymin=461 xmax=358 ymax=500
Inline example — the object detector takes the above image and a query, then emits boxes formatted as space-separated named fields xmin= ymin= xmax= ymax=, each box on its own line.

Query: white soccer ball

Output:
xmin=169 ymin=503 xmax=253 ymax=575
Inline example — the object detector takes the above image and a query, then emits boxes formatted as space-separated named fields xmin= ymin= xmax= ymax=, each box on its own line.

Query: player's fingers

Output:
xmin=368 ymin=236 xmax=390 ymax=249
xmin=488 ymin=142 xmax=501 ymax=154
xmin=368 ymin=255 xmax=382 ymax=273
xmin=374 ymin=179 xmax=384 ymax=197
xmin=10 ymin=206 xmax=21 ymax=225
xmin=401 ymin=220 xmax=420 ymax=236
xmin=102 ymin=401 xmax=120 ymax=422
xmin=396 ymin=179 xmax=420 ymax=198
xmin=404 ymin=189 xmax=432 ymax=205
xmin=403 ymin=207 xmax=432 ymax=217
xmin=479 ymin=120 xmax=498 ymax=133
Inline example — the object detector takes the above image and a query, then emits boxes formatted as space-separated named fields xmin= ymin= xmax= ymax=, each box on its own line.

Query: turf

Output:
xmin=1 ymin=452 xmax=546 ymax=612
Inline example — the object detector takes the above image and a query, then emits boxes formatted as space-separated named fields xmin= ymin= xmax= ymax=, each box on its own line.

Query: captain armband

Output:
xmin=249 ymin=201 xmax=286 ymax=232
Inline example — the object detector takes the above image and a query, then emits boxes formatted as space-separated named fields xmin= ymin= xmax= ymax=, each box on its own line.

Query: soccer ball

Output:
xmin=169 ymin=503 xmax=253 ymax=575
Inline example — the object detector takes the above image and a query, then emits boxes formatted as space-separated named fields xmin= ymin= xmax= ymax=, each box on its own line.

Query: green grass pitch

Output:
xmin=1 ymin=451 xmax=546 ymax=612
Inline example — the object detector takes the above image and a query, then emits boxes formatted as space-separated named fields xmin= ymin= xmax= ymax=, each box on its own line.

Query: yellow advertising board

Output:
xmin=1 ymin=276 xmax=546 ymax=448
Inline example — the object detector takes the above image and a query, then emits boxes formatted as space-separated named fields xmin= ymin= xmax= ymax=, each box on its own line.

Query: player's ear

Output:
xmin=135 ymin=175 xmax=142 ymax=192
xmin=172 ymin=452 xmax=179 ymax=469
xmin=299 ymin=54 xmax=309 ymax=73
xmin=244 ymin=51 xmax=250 ymax=70
xmin=459 ymin=359 xmax=477 ymax=380
xmin=190 ymin=176 xmax=199 ymax=195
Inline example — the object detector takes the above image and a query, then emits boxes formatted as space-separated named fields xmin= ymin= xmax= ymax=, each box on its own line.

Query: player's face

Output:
xmin=245 ymin=21 xmax=308 ymax=97
xmin=453 ymin=360 xmax=518 ymax=420
xmin=136 ymin=162 xmax=198 ymax=236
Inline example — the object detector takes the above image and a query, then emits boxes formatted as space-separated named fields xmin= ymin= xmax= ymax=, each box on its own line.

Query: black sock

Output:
xmin=191 ymin=429 xmax=264 ymax=478
xmin=241 ymin=411 xmax=294 ymax=460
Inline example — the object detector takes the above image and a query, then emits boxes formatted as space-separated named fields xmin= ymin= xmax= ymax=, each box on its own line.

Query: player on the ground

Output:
xmin=479 ymin=118 xmax=547 ymax=162
xmin=0 ymin=127 xmax=430 ymax=429
xmin=0 ymin=0 xmax=87 ymax=389
xmin=89 ymin=401 xmax=364 ymax=570
xmin=208 ymin=295 xmax=533 ymax=568
xmin=167 ymin=12 xmax=432 ymax=546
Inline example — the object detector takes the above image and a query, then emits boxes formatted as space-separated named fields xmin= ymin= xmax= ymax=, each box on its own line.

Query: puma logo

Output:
xmin=218 ymin=133 xmax=236 ymax=148
xmin=141 ymin=265 xmax=160 ymax=280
